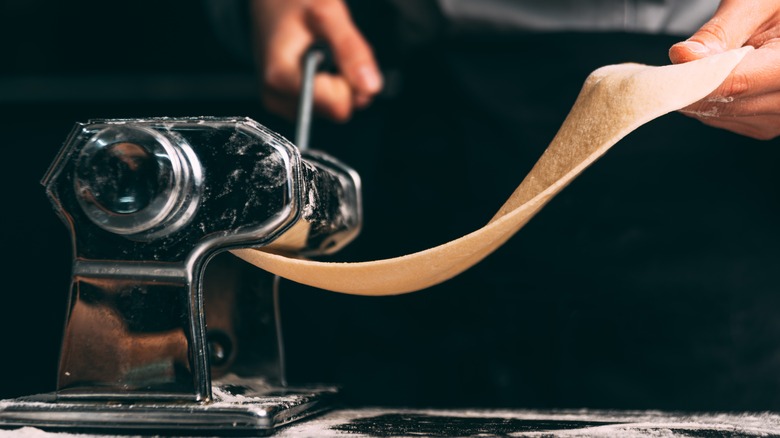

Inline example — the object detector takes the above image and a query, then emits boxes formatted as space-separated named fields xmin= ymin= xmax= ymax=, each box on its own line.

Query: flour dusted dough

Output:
xmin=233 ymin=47 xmax=752 ymax=296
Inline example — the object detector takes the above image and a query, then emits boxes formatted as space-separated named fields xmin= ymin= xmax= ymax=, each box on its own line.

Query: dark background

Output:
xmin=2 ymin=0 xmax=780 ymax=413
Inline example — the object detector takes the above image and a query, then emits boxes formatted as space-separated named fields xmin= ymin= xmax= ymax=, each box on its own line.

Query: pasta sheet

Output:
xmin=233 ymin=47 xmax=752 ymax=296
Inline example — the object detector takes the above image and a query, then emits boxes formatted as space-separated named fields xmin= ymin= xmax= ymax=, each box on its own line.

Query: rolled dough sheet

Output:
xmin=233 ymin=47 xmax=752 ymax=296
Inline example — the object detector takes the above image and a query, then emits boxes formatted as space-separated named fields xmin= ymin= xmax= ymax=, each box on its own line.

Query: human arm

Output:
xmin=669 ymin=0 xmax=780 ymax=140
xmin=250 ymin=0 xmax=383 ymax=122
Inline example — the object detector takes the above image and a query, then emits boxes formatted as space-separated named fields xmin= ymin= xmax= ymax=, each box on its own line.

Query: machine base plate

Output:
xmin=0 ymin=377 xmax=336 ymax=436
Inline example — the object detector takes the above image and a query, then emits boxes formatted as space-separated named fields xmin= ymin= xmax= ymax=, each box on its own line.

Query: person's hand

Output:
xmin=251 ymin=0 xmax=383 ymax=122
xmin=669 ymin=0 xmax=780 ymax=140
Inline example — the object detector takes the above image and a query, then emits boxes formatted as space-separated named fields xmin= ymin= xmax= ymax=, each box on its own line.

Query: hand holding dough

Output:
xmin=233 ymin=47 xmax=753 ymax=296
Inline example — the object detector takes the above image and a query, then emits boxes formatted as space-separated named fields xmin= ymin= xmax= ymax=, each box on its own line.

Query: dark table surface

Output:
xmin=3 ymin=408 xmax=780 ymax=437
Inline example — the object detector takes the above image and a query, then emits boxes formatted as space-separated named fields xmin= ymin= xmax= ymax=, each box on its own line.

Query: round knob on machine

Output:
xmin=74 ymin=125 xmax=202 ymax=240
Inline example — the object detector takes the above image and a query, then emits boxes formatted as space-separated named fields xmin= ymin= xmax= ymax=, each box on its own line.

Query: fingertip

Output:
xmin=313 ymin=74 xmax=354 ymax=122
xmin=356 ymin=65 xmax=383 ymax=94
xmin=352 ymin=93 xmax=371 ymax=110
xmin=327 ymin=104 xmax=353 ymax=123
xmin=261 ymin=45 xmax=305 ymax=93
xmin=669 ymin=40 xmax=712 ymax=63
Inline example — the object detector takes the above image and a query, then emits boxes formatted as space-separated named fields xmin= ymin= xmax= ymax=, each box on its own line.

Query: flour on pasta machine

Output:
xmin=0 ymin=116 xmax=361 ymax=434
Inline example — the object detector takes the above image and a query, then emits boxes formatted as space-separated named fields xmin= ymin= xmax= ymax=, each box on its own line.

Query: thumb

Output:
xmin=669 ymin=0 xmax=764 ymax=64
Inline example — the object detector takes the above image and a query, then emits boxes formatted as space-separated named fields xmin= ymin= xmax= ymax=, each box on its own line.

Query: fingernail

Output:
xmin=678 ymin=40 xmax=711 ymax=54
xmin=358 ymin=65 xmax=383 ymax=93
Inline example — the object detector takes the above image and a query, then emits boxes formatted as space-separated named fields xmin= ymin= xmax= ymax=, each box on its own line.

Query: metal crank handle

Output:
xmin=294 ymin=44 xmax=332 ymax=151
